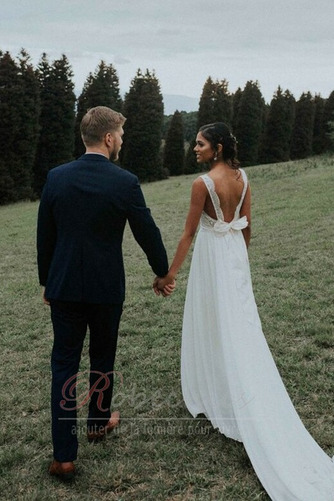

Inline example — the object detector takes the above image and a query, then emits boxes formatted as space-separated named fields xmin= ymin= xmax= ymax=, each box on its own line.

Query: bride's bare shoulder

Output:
xmin=189 ymin=176 xmax=208 ymax=203
xmin=192 ymin=175 xmax=206 ymax=187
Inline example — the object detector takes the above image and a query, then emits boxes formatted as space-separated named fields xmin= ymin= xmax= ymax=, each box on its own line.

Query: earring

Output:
xmin=214 ymin=154 xmax=218 ymax=161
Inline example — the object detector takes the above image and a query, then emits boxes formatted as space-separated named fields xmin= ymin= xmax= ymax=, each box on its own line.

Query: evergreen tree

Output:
xmin=183 ymin=138 xmax=197 ymax=174
xmin=0 ymin=159 xmax=15 ymax=205
xmin=181 ymin=111 xmax=198 ymax=142
xmin=327 ymin=120 xmax=334 ymax=147
xmin=183 ymin=75 xmax=214 ymax=173
xmin=185 ymin=77 xmax=232 ymax=174
xmin=74 ymin=61 xmax=123 ymax=157
xmin=163 ymin=110 xmax=185 ymax=176
xmin=232 ymin=87 xmax=243 ymax=132
xmin=260 ymin=87 xmax=295 ymax=163
xmin=0 ymin=51 xmax=38 ymax=203
xmin=178 ymin=111 xmax=198 ymax=175
xmin=290 ymin=92 xmax=315 ymax=160
xmin=74 ymin=73 xmax=94 ymax=158
xmin=312 ymin=94 xmax=326 ymax=154
xmin=34 ymin=54 xmax=76 ymax=196
xmin=121 ymin=69 xmax=165 ymax=181
xmin=163 ymin=111 xmax=197 ymax=143
xmin=17 ymin=49 xmax=40 ymax=199
xmin=235 ymin=81 xmax=265 ymax=166
xmin=215 ymin=79 xmax=233 ymax=127
xmin=197 ymin=77 xmax=232 ymax=128
xmin=284 ymin=90 xmax=297 ymax=153
xmin=32 ymin=53 xmax=51 ymax=195
xmin=0 ymin=51 xmax=20 ymax=203
xmin=196 ymin=76 xmax=217 ymax=128
xmin=321 ymin=90 xmax=334 ymax=153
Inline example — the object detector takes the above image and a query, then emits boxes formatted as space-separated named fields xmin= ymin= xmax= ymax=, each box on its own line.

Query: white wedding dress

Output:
xmin=181 ymin=169 xmax=334 ymax=500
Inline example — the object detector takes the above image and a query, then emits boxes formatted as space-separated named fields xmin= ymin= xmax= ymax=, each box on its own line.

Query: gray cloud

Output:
xmin=0 ymin=0 xmax=333 ymax=102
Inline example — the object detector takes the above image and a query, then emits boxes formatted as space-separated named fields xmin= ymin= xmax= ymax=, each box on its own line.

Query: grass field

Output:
xmin=0 ymin=156 xmax=333 ymax=500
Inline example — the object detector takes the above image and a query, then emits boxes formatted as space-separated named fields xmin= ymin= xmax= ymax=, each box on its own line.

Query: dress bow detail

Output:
xmin=213 ymin=216 xmax=248 ymax=234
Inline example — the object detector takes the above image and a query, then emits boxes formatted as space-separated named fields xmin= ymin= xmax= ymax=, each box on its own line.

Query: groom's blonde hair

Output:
xmin=81 ymin=106 xmax=126 ymax=146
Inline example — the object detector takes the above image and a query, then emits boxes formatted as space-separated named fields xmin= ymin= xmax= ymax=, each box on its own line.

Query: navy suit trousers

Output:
xmin=50 ymin=300 xmax=123 ymax=462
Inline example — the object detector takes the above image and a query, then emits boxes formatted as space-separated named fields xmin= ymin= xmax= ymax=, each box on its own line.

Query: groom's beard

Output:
xmin=110 ymin=151 xmax=119 ymax=162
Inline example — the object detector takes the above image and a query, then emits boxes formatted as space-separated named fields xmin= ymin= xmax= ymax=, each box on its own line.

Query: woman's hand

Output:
xmin=153 ymin=275 xmax=176 ymax=297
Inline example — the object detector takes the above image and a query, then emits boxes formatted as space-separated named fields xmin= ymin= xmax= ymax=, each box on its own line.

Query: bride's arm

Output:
xmin=240 ymin=185 xmax=251 ymax=248
xmin=154 ymin=178 xmax=207 ymax=292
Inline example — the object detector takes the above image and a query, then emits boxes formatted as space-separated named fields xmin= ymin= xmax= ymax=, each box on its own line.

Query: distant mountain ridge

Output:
xmin=162 ymin=94 xmax=199 ymax=115
xmin=76 ymin=88 xmax=199 ymax=116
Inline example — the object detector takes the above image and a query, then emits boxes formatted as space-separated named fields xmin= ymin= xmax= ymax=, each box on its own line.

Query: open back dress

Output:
xmin=181 ymin=169 xmax=334 ymax=500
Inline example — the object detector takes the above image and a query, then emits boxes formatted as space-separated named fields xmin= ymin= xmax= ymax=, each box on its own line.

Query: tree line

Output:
xmin=0 ymin=49 xmax=333 ymax=205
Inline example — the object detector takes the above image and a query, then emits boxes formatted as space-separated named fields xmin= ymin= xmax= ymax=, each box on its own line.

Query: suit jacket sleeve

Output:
xmin=36 ymin=179 xmax=57 ymax=286
xmin=127 ymin=178 xmax=168 ymax=277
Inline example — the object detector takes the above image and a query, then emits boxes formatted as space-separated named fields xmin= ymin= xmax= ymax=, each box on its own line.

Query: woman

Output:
xmin=154 ymin=122 xmax=334 ymax=500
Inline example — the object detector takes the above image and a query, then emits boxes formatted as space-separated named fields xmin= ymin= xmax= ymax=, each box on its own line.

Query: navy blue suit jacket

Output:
xmin=37 ymin=154 xmax=168 ymax=303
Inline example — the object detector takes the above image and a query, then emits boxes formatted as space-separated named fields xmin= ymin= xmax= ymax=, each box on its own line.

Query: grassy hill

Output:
xmin=0 ymin=156 xmax=333 ymax=500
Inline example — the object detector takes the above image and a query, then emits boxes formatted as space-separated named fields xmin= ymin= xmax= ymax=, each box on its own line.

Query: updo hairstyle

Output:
xmin=199 ymin=122 xmax=240 ymax=169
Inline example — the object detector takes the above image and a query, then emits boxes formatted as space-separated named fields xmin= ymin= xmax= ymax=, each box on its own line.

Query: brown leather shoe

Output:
xmin=49 ymin=460 xmax=75 ymax=480
xmin=87 ymin=410 xmax=120 ymax=443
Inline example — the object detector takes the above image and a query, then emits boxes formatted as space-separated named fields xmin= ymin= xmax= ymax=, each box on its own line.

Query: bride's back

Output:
xmin=203 ymin=168 xmax=245 ymax=222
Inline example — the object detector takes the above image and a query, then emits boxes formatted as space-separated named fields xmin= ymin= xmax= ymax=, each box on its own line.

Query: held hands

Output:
xmin=42 ymin=287 xmax=50 ymax=306
xmin=153 ymin=274 xmax=176 ymax=297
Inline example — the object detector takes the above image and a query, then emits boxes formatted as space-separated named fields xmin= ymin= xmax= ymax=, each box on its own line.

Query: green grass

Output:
xmin=0 ymin=155 xmax=333 ymax=500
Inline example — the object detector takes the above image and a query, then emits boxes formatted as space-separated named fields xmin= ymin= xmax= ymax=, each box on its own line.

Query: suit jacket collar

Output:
xmin=79 ymin=153 xmax=110 ymax=162
xmin=80 ymin=153 xmax=111 ymax=163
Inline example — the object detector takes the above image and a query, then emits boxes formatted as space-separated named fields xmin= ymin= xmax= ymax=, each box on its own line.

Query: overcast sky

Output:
xmin=1 ymin=0 xmax=333 ymax=106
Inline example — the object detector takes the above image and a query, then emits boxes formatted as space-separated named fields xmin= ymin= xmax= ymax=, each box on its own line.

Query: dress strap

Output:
xmin=200 ymin=174 xmax=224 ymax=221
xmin=201 ymin=171 xmax=248 ymax=220
xmin=235 ymin=169 xmax=248 ymax=215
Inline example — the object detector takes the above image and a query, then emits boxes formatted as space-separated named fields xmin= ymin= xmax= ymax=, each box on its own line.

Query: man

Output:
xmin=37 ymin=106 xmax=170 ymax=479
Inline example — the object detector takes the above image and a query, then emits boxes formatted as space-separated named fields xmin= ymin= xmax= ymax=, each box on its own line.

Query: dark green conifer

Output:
xmin=260 ymin=87 xmax=295 ymax=163
xmin=290 ymin=92 xmax=315 ymax=160
xmin=312 ymin=94 xmax=326 ymax=154
xmin=235 ymin=81 xmax=265 ymax=166
xmin=196 ymin=76 xmax=217 ymax=128
xmin=163 ymin=111 xmax=197 ymax=143
xmin=321 ymin=90 xmax=334 ymax=153
xmin=0 ymin=50 xmax=39 ymax=203
xmin=185 ymin=77 xmax=233 ymax=173
xmin=214 ymin=79 xmax=233 ymax=127
xmin=232 ymin=87 xmax=243 ymax=132
xmin=34 ymin=54 xmax=76 ymax=196
xmin=17 ymin=49 xmax=40 ymax=199
xmin=163 ymin=110 xmax=185 ymax=176
xmin=181 ymin=111 xmax=198 ymax=143
xmin=74 ymin=61 xmax=123 ymax=157
xmin=0 ymin=52 xmax=21 ymax=203
xmin=121 ymin=69 xmax=165 ymax=181
xmin=178 ymin=111 xmax=198 ymax=175
xmin=197 ymin=77 xmax=232 ymax=128
xmin=0 ymin=159 xmax=15 ymax=205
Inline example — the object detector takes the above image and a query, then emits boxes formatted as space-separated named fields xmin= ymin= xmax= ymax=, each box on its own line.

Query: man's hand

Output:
xmin=42 ymin=287 xmax=50 ymax=306
xmin=153 ymin=275 xmax=176 ymax=297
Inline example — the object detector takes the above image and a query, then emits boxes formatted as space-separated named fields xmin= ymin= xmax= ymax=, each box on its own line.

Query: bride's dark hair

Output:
xmin=199 ymin=122 xmax=240 ymax=170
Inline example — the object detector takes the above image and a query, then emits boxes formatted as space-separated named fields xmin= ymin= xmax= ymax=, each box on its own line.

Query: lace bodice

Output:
xmin=200 ymin=169 xmax=248 ymax=233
